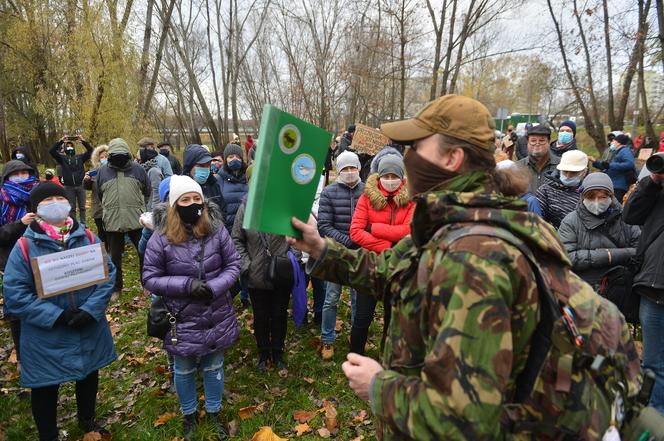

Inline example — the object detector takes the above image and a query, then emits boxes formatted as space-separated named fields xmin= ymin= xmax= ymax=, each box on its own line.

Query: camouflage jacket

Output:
xmin=311 ymin=171 xmax=640 ymax=440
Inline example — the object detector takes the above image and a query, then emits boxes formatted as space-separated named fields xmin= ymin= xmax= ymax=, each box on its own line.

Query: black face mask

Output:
xmin=159 ymin=148 xmax=170 ymax=157
xmin=176 ymin=203 xmax=204 ymax=225
xmin=65 ymin=148 xmax=75 ymax=156
xmin=139 ymin=148 xmax=158 ymax=163
xmin=403 ymin=148 xmax=458 ymax=197
xmin=108 ymin=153 xmax=130 ymax=169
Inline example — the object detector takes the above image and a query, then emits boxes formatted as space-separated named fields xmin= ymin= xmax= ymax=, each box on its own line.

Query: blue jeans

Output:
xmin=640 ymin=296 xmax=664 ymax=414
xmin=173 ymin=351 xmax=225 ymax=416
xmin=321 ymin=283 xmax=356 ymax=345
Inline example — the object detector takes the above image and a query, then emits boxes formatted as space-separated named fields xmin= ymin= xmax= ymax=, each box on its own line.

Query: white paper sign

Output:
xmin=31 ymin=243 xmax=109 ymax=298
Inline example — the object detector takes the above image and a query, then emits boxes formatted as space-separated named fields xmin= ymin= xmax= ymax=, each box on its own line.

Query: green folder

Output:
xmin=243 ymin=104 xmax=332 ymax=238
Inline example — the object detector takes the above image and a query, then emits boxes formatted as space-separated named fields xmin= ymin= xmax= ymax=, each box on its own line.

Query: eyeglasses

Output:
xmin=529 ymin=139 xmax=549 ymax=145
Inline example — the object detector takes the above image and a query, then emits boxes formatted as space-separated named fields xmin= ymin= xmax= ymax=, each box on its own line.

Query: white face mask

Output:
xmin=380 ymin=177 xmax=402 ymax=193
xmin=583 ymin=198 xmax=612 ymax=216
xmin=338 ymin=170 xmax=360 ymax=186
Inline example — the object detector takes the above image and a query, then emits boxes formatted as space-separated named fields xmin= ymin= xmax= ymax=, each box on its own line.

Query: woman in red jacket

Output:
xmin=349 ymin=153 xmax=414 ymax=354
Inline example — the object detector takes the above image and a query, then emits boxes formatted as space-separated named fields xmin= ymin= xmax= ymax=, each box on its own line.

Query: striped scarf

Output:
xmin=36 ymin=217 xmax=74 ymax=243
xmin=0 ymin=176 xmax=37 ymax=225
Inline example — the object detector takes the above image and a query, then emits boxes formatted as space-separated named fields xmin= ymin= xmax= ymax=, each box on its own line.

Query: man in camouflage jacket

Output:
xmin=288 ymin=95 xmax=640 ymax=440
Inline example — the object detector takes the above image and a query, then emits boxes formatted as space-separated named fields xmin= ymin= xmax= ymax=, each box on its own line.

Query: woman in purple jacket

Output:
xmin=142 ymin=175 xmax=240 ymax=440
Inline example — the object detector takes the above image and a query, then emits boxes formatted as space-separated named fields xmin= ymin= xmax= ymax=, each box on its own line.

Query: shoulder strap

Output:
xmin=84 ymin=228 xmax=95 ymax=244
xmin=438 ymin=224 xmax=562 ymax=404
xmin=18 ymin=237 xmax=29 ymax=263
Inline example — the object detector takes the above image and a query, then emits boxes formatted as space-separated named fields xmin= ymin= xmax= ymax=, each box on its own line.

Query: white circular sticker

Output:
xmin=278 ymin=124 xmax=301 ymax=154
xmin=291 ymin=154 xmax=316 ymax=185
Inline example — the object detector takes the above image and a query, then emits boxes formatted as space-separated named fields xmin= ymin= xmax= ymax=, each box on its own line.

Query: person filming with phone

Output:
xmin=49 ymin=134 xmax=93 ymax=224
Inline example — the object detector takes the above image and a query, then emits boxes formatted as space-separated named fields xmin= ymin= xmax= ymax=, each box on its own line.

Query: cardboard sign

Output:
xmin=638 ymin=148 xmax=653 ymax=160
xmin=351 ymin=124 xmax=391 ymax=155
xmin=31 ymin=243 xmax=109 ymax=299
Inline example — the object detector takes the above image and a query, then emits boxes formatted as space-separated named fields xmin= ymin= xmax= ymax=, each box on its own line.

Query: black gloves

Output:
xmin=55 ymin=308 xmax=94 ymax=329
xmin=190 ymin=280 xmax=213 ymax=301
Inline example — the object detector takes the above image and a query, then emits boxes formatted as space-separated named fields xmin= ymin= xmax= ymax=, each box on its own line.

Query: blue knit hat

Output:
xmin=158 ymin=176 xmax=172 ymax=202
xmin=559 ymin=120 xmax=577 ymax=137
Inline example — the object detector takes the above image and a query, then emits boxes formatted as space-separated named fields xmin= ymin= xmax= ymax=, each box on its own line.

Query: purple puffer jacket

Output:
xmin=142 ymin=202 xmax=241 ymax=357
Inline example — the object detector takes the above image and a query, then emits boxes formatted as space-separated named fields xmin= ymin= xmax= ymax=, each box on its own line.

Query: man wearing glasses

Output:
xmin=517 ymin=125 xmax=560 ymax=192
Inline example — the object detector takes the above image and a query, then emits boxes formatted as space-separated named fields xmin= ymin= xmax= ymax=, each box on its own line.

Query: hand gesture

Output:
xmin=342 ymin=353 xmax=384 ymax=401
xmin=21 ymin=213 xmax=36 ymax=225
xmin=287 ymin=216 xmax=325 ymax=260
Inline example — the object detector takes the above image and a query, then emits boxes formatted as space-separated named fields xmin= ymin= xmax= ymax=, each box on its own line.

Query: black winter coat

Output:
xmin=317 ymin=181 xmax=365 ymax=249
xmin=623 ymin=176 xmax=664 ymax=302
xmin=49 ymin=140 xmax=93 ymax=186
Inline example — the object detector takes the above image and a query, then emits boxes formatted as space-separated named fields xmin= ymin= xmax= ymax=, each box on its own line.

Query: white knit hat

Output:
xmin=557 ymin=150 xmax=588 ymax=172
xmin=168 ymin=175 xmax=204 ymax=207
xmin=336 ymin=150 xmax=361 ymax=171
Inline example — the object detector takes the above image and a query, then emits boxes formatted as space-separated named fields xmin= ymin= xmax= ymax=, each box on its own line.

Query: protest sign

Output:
xmin=638 ymin=148 xmax=653 ymax=160
xmin=351 ymin=124 xmax=391 ymax=155
xmin=30 ymin=243 xmax=109 ymax=299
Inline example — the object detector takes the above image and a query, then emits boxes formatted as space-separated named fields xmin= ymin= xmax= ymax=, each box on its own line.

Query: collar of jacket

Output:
xmin=409 ymin=171 xmax=570 ymax=265
xmin=364 ymin=174 xmax=410 ymax=210
xmin=26 ymin=219 xmax=85 ymax=248
xmin=218 ymin=169 xmax=247 ymax=183
xmin=576 ymin=198 xmax=623 ymax=230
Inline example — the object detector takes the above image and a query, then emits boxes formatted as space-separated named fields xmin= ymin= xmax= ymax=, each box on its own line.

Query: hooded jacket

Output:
xmin=536 ymin=172 xmax=583 ymax=229
xmin=558 ymin=199 xmax=640 ymax=287
xmin=318 ymin=180 xmax=365 ymax=248
xmin=592 ymin=145 xmax=636 ymax=191
xmin=183 ymin=144 xmax=222 ymax=206
xmin=549 ymin=138 xmax=578 ymax=161
xmin=349 ymin=174 xmax=414 ymax=253
xmin=623 ymin=176 xmax=664 ymax=302
xmin=96 ymin=139 xmax=151 ymax=232
xmin=49 ymin=140 xmax=93 ymax=186
xmin=0 ymin=160 xmax=35 ymax=271
xmin=142 ymin=201 xmax=240 ymax=357
xmin=216 ymin=167 xmax=248 ymax=233
xmin=3 ymin=221 xmax=117 ymax=387
xmin=11 ymin=146 xmax=39 ymax=178
xmin=309 ymin=171 xmax=640 ymax=440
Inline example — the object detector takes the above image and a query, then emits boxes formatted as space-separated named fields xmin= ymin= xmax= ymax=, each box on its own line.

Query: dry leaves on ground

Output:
xmin=293 ymin=410 xmax=316 ymax=423
xmin=153 ymin=412 xmax=177 ymax=427
xmin=81 ymin=432 xmax=102 ymax=441
xmin=323 ymin=401 xmax=338 ymax=432
xmin=239 ymin=402 xmax=268 ymax=420
xmin=251 ymin=426 xmax=288 ymax=441
xmin=294 ymin=423 xmax=312 ymax=436
xmin=317 ymin=427 xmax=331 ymax=438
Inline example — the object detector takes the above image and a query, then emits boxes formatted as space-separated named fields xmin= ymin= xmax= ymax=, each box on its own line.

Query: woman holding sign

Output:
xmin=142 ymin=175 xmax=240 ymax=441
xmin=3 ymin=182 xmax=117 ymax=441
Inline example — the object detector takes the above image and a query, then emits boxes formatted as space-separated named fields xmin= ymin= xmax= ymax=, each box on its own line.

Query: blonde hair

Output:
xmin=91 ymin=145 xmax=109 ymax=168
xmin=164 ymin=204 xmax=213 ymax=244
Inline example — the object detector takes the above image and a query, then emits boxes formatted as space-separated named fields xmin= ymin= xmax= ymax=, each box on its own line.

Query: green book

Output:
xmin=243 ymin=104 xmax=332 ymax=238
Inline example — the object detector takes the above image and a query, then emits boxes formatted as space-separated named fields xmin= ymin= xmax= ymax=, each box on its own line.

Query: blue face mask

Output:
xmin=560 ymin=174 xmax=582 ymax=187
xmin=227 ymin=159 xmax=243 ymax=170
xmin=100 ymin=159 xmax=108 ymax=166
xmin=37 ymin=201 xmax=71 ymax=224
xmin=211 ymin=163 xmax=221 ymax=174
xmin=193 ymin=167 xmax=210 ymax=184
xmin=609 ymin=144 xmax=617 ymax=152
xmin=8 ymin=175 xmax=31 ymax=184
xmin=558 ymin=131 xmax=573 ymax=145
xmin=15 ymin=153 xmax=25 ymax=160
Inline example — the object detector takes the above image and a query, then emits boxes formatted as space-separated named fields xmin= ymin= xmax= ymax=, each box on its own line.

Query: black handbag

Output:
xmin=147 ymin=239 xmax=206 ymax=340
xmin=598 ymin=259 xmax=641 ymax=324
xmin=259 ymin=233 xmax=294 ymax=290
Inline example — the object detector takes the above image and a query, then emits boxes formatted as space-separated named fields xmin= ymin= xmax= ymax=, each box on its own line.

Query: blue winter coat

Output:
xmin=593 ymin=146 xmax=635 ymax=191
xmin=216 ymin=169 xmax=248 ymax=233
xmin=318 ymin=181 xmax=365 ymax=249
xmin=2 ymin=223 xmax=117 ymax=388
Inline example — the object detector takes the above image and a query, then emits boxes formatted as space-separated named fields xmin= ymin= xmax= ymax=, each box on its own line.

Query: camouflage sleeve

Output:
xmin=369 ymin=248 xmax=538 ymax=440
xmin=310 ymin=237 xmax=413 ymax=297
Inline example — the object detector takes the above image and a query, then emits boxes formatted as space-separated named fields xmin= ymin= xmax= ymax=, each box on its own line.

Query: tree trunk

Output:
xmin=137 ymin=0 xmax=155 ymax=112
xmin=602 ymin=0 xmax=615 ymax=129
xmin=143 ymin=0 xmax=177 ymax=115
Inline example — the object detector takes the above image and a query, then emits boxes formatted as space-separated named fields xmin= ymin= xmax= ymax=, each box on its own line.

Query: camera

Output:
xmin=646 ymin=153 xmax=664 ymax=174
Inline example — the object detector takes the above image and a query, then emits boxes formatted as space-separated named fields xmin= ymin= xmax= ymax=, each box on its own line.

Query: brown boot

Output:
xmin=321 ymin=344 xmax=334 ymax=360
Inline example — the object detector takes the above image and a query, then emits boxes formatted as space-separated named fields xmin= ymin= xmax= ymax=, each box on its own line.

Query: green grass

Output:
xmin=0 ymin=247 xmax=378 ymax=440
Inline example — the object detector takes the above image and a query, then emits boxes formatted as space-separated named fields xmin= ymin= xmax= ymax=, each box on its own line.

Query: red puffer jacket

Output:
xmin=349 ymin=174 xmax=415 ymax=253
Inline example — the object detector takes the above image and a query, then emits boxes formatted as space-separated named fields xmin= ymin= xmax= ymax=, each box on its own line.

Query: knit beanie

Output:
xmin=581 ymin=172 xmax=614 ymax=196
xmin=223 ymin=143 xmax=244 ymax=162
xmin=168 ymin=175 xmax=204 ymax=207
xmin=336 ymin=151 xmax=361 ymax=172
xmin=559 ymin=120 xmax=577 ymax=137
xmin=158 ymin=176 xmax=172 ymax=203
xmin=378 ymin=155 xmax=405 ymax=179
xmin=30 ymin=182 xmax=67 ymax=211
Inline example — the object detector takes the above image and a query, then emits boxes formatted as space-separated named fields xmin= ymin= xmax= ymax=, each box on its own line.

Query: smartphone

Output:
xmin=88 ymin=169 xmax=98 ymax=177
xmin=66 ymin=135 xmax=78 ymax=141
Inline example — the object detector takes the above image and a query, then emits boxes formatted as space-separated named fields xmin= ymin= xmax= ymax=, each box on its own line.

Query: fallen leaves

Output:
xmin=293 ymin=410 xmax=316 ymax=423
xmin=153 ymin=412 xmax=177 ymax=427
xmin=318 ymin=427 xmax=331 ymax=438
xmin=239 ymin=401 xmax=268 ymax=420
xmin=81 ymin=432 xmax=102 ymax=441
xmin=251 ymin=426 xmax=288 ymax=441
xmin=303 ymin=377 xmax=315 ymax=384
xmin=294 ymin=423 xmax=312 ymax=436
xmin=7 ymin=350 xmax=16 ymax=364
xmin=323 ymin=400 xmax=338 ymax=432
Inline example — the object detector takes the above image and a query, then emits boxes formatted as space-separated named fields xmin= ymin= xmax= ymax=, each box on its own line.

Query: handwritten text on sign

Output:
xmin=31 ymin=243 xmax=109 ymax=299
xmin=351 ymin=124 xmax=391 ymax=155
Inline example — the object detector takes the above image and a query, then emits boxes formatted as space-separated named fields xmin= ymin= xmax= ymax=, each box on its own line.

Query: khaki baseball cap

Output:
xmin=380 ymin=94 xmax=496 ymax=150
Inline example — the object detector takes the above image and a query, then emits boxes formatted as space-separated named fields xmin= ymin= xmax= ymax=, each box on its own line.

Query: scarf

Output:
xmin=36 ymin=217 xmax=74 ymax=243
xmin=289 ymin=250 xmax=307 ymax=329
xmin=404 ymin=148 xmax=459 ymax=197
xmin=0 ymin=176 xmax=37 ymax=225
xmin=142 ymin=158 xmax=158 ymax=172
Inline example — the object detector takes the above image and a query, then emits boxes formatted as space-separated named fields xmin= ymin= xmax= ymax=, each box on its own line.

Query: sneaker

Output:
xmin=257 ymin=352 xmax=270 ymax=372
xmin=321 ymin=344 xmax=334 ymax=360
xmin=183 ymin=412 xmax=198 ymax=441
xmin=206 ymin=412 xmax=229 ymax=440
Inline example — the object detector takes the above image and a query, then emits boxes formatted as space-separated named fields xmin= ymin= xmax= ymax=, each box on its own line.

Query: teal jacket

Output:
xmin=3 ymin=223 xmax=117 ymax=388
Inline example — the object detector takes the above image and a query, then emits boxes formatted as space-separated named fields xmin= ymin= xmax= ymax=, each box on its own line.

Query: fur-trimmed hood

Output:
xmin=152 ymin=200 xmax=225 ymax=233
xmin=91 ymin=145 xmax=109 ymax=168
xmin=365 ymin=173 xmax=410 ymax=210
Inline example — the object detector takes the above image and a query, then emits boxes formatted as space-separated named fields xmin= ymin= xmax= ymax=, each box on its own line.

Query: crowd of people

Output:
xmin=0 ymin=97 xmax=663 ymax=441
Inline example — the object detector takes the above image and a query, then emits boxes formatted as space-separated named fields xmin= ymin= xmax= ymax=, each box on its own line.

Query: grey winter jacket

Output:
xmin=231 ymin=201 xmax=300 ymax=291
xmin=623 ymin=176 xmax=664 ymax=302
xmin=317 ymin=181 xmax=365 ymax=248
xmin=558 ymin=200 xmax=640 ymax=287
xmin=517 ymin=153 xmax=560 ymax=193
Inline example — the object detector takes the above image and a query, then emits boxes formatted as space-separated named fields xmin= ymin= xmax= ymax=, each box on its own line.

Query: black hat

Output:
xmin=527 ymin=125 xmax=551 ymax=138
xmin=615 ymin=134 xmax=630 ymax=146
xmin=347 ymin=124 xmax=356 ymax=133
xmin=30 ymin=182 xmax=67 ymax=211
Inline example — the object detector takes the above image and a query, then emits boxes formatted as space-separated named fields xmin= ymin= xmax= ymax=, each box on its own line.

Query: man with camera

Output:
xmin=48 ymin=134 xmax=93 ymax=223
xmin=624 ymin=154 xmax=664 ymax=416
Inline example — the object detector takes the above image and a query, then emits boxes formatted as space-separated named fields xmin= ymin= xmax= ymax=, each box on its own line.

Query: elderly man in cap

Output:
xmin=516 ymin=124 xmax=560 ymax=193
xmin=286 ymin=95 xmax=639 ymax=440
xmin=138 ymin=137 xmax=173 ymax=177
